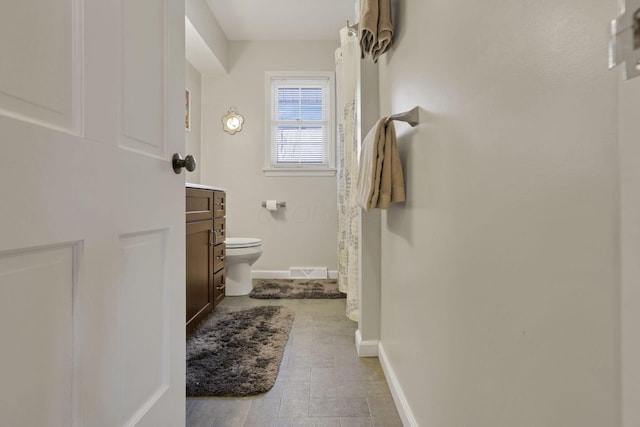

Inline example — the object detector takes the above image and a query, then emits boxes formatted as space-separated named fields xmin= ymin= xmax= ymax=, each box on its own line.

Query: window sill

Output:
xmin=263 ymin=168 xmax=337 ymax=177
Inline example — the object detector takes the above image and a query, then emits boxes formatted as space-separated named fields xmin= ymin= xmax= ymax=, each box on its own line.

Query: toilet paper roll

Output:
xmin=265 ymin=200 xmax=278 ymax=211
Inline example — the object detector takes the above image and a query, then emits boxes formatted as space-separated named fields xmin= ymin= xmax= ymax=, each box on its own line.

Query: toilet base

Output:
xmin=225 ymin=262 xmax=253 ymax=296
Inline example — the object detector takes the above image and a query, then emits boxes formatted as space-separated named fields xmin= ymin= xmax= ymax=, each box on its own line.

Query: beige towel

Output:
xmin=359 ymin=0 xmax=393 ymax=63
xmin=356 ymin=118 xmax=386 ymax=211
xmin=372 ymin=0 xmax=393 ymax=62
xmin=359 ymin=0 xmax=378 ymax=60
xmin=376 ymin=121 xmax=405 ymax=208
xmin=356 ymin=118 xmax=405 ymax=211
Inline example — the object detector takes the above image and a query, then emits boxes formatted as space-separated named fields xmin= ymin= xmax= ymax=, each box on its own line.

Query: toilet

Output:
xmin=224 ymin=237 xmax=263 ymax=296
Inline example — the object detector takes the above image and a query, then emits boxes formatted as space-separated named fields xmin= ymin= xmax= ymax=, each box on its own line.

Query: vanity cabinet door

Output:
xmin=186 ymin=220 xmax=214 ymax=333
xmin=186 ymin=187 xmax=226 ymax=331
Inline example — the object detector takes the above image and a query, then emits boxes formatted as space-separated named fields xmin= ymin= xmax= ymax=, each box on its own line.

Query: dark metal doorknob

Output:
xmin=172 ymin=153 xmax=196 ymax=174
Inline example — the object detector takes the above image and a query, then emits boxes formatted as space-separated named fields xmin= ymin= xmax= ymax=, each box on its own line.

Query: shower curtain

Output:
xmin=336 ymin=27 xmax=359 ymax=322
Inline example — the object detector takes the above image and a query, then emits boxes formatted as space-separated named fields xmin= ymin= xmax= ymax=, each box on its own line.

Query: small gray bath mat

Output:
xmin=186 ymin=305 xmax=294 ymax=397
xmin=249 ymin=278 xmax=346 ymax=299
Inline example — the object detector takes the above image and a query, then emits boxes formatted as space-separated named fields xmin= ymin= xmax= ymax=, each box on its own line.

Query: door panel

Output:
xmin=119 ymin=230 xmax=169 ymax=426
xmin=0 ymin=245 xmax=75 ymax=427
xmin=0 ymin=0 xmax=185 ymax=425
xmin=121 ymin=0 xmax=166 ymax=156
xmin=0 ymin=0 xmax=76 ymax=131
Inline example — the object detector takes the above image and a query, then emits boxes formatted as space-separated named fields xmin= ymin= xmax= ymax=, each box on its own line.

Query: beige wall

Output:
xmin=620 ymin=64 xmax=640 ymax=427
xmin=376 ymin=1 xmax=620 ymax=426
xmin=200 ymin=41 xmax=339 ymax=272
xmin=185 ymin=60 xmax=202 ymax=184
xmin=185 ymin=0 xmax=228 ymax=72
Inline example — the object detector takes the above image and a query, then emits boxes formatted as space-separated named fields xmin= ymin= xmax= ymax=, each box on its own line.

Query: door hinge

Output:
xmin=609 ymin=0 xmax=640 ymax=80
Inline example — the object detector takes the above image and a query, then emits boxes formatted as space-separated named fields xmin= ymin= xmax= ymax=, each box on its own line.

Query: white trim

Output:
xmin=264 ymin=71 xmax=336 ymax=175
xmin=252 ymin=270 xmax=290 ymax=279
xmin=184 ymin=88 xmax=190 ymax=132
xmin=355 ymin=329 xmax=379 ymax=357
xmin=252 ymin=270 xmax=338 ymax=279
xmin=378 ymin=343 xmax=419 ymax=427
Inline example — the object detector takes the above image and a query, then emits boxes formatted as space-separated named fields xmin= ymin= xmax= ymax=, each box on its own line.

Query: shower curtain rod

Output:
xmin=385 ymin=106 xmax=419 ymax=127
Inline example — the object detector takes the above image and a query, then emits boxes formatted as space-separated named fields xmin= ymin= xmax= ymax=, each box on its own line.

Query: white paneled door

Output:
xmin=0 ymin=0 xmax=186 ymax=426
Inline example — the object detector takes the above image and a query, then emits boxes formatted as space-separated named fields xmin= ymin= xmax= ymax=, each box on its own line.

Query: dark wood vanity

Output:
xmin=186 ymin=184 xmax=226 ymax=333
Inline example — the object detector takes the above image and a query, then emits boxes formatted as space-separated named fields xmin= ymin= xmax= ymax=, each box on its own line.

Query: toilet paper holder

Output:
xmin=261 ymin=201 xmax=286 ymax=208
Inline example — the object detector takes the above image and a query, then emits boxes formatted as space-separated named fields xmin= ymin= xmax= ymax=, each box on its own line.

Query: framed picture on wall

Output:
xmin=185 ymin=89 xmax=191 ymax=131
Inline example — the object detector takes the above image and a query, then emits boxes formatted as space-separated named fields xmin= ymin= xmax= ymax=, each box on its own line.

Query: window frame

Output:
xmin=264 ymin=71 xmax=336 ymax=177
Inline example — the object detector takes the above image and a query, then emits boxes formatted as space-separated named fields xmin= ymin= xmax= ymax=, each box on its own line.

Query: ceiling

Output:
xmin=205 ymin=0 xmax=356 ymax=41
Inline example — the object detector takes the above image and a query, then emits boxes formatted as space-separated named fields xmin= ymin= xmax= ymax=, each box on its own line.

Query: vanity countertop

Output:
xmin=186 ymin=182 xmax=226 ymax=192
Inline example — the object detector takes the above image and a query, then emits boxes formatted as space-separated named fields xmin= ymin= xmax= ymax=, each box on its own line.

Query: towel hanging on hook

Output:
xmin=356 ymin=117 xmax=406 ymax=211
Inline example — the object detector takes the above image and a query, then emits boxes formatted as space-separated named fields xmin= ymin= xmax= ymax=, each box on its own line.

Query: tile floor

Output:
xmin=186 ymin=296 xmax=403 ymax=427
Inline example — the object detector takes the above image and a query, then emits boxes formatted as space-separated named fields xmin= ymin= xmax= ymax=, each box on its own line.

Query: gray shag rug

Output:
xmin=186 ymin=305 xmax=294 ymax=397
xmin=250 ymin=278 xmax=346 ymax=299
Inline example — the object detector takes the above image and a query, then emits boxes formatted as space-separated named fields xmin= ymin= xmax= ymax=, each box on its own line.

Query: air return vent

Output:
xmin=289 ymin=267 xmax=328 ymax=279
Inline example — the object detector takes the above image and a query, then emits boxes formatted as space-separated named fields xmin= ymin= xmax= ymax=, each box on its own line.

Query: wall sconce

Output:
xmin=222 ymin=107 xmax=244 ymax=135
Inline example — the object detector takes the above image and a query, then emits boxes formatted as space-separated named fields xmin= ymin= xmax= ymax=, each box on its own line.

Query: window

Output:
xmin=264 ymin=72 xmax=336 ymax=176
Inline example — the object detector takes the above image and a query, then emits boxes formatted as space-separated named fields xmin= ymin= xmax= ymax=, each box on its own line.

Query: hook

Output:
xmin=346 ymin=20 xmax=358 ymax=37
xmin=385 ymin=107 xmax=420 ymax=127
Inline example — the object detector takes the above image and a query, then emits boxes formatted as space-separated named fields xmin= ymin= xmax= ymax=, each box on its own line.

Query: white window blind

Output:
xmin=266 ymin=74 xmax=334 ymax=172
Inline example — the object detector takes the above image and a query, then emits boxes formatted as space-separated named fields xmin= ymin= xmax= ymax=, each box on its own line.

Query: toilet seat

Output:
xmin=225 ymin=237 xmax=262 ymax=249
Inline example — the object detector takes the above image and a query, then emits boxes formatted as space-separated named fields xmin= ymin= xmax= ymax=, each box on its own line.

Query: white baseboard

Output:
xmin=252 ymin=270 xmax=289 ymax=279
xmin=378 ymin=342 xmax=418 ymax=427
xmin=252 ymin=270 xmax=338 ymax=280
xmin=355 ymin=329 xmax=379 ymax=357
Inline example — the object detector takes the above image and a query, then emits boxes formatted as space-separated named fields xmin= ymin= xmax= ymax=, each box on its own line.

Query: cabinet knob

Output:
xmin=172 ymin=153 xmax=196 ymax=174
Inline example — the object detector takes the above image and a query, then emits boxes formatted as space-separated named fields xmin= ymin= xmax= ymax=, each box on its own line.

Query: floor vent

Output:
xmin=289 ymin=267 xmax=328 ymax=279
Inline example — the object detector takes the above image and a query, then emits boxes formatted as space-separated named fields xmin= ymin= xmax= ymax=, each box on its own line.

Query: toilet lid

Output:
xmin=225 ymin=237 xmax=262 ymax=249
